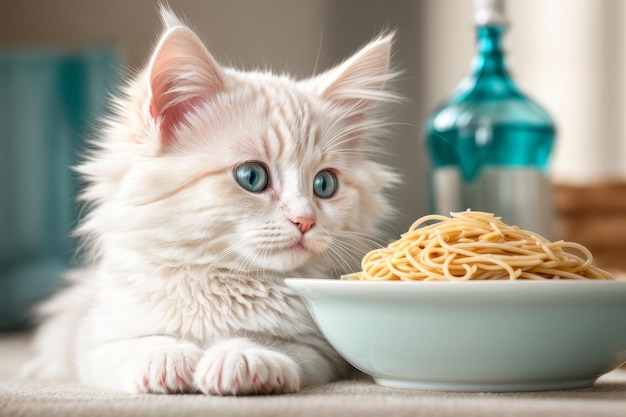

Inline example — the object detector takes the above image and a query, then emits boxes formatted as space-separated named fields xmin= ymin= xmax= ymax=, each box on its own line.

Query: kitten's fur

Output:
xmin=23 ymin=8 xmax=399 ymax=395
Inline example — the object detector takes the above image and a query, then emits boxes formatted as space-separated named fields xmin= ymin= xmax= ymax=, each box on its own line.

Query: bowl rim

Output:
xmin=284 ymin=277 xmax=626 ymax=295
xmin=285 ymin=277 xmax=626 ymax=285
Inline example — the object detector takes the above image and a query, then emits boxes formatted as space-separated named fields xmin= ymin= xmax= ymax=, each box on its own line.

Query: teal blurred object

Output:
xmin=0 ymin=47 xmax=118 ymax=330
xmin=424 ymin=0 xmax=556 ymax=238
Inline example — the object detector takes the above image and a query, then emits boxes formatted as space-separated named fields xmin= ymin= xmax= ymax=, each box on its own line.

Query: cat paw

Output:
xmin=134 ymin=342 xmax=203 ymax=394
xmin=194 ymin=339 xmax=301 ymax=395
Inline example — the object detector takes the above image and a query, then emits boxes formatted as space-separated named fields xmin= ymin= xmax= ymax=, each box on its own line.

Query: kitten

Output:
xmin=23 ymin=7 xmax=399 ymax=395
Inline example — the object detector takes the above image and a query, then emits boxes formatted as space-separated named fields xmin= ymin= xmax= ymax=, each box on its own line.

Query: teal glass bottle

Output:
xmin=425 ymin=0 xmax=556 ymax=237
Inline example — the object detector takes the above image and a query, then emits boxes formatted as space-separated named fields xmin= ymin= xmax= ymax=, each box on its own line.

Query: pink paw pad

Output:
xmin=194 ymin=343 xmax=300 ymax=396
xmin=135 ymin=344 xmax=202 ymax=394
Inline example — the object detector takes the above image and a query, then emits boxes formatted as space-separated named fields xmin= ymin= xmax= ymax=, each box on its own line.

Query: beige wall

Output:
xmin=507 ymin=0 xmax=626 ymax=183
xmin=2 ymin=0 xmax=625 ymax=237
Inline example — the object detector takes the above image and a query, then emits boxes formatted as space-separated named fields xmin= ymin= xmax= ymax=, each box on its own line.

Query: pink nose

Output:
xmin=292 ymin=216 xmax=315 ymax=234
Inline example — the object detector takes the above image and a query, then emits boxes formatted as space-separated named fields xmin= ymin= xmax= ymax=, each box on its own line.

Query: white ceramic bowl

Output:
xmin=285 ymin=278 xmax=626 ymax=392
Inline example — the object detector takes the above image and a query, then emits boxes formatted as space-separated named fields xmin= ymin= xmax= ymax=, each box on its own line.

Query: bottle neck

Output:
xmin=468 ymin=25 xmax=518 ymax=95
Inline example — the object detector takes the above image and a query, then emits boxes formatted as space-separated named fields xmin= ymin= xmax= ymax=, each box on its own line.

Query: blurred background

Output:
xmin=1 ymin=0 xmax=625 ymax=329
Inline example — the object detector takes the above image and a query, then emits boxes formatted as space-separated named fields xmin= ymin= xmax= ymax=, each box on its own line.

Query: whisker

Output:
xmin=324 ymin=245 xmax=352 ymax=275
xmin=329 ymin=229 xmax=386 ymax=250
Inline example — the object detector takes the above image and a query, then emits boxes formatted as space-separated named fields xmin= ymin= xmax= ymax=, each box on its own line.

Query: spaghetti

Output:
xmin=342 ymin=211 xmax=615 ymax=281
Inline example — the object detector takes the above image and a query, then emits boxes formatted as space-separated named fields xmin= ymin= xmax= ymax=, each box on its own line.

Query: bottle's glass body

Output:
xmin=425 ymin=25 xmax=556 ymax=237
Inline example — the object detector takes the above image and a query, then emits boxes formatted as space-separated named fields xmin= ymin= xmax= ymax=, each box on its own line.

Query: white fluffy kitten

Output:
xmin=23 ymin=8 xmax=399 ymax=395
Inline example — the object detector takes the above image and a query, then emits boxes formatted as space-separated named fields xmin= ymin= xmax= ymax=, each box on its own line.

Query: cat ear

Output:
xmin=311 ymin=33 xmax=397 ymax=112
xmin=147 ymin=9 xmax=224 ymax=147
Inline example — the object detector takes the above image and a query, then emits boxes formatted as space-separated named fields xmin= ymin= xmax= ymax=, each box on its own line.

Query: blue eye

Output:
xmin=234 ymin=162 xmax=269 ymax=193
xmin=313 ymin=170 xmax=338 ymax=199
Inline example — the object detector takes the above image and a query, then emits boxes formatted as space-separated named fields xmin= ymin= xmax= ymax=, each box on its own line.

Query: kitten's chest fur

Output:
xmin=104 ymin=268 xmax=318 ymax=344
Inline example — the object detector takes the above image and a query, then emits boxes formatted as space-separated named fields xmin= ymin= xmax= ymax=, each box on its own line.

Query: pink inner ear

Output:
xmin=147 ymin=26 xmax=224 ymax=149
xmin=150 ymin=95 xmax=205 ymax=147
xmin=148 ymin=67 xmax=198 ymax=147
xmin=149 ymin=103 xmax=158 ymax=120
xmin=154 ymin=103 xmax=186 ymax=147
xmin=314 ymin=34 xmax=394 ymax=115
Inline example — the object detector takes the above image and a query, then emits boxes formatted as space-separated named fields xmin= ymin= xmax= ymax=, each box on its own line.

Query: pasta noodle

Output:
xmin=342 ymin=211 xmax=615 ymax=281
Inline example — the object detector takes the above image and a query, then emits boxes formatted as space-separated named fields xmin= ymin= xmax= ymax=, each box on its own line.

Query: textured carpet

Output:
xmin=2 ymin=333 xmax=626 ymax=417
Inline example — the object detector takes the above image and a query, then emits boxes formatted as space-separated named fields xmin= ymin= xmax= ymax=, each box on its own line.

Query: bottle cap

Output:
xmin=474 ymin=0 xmax=507 ymax=26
